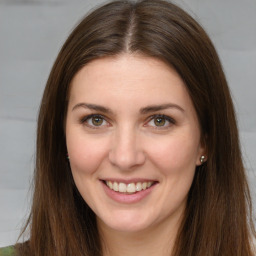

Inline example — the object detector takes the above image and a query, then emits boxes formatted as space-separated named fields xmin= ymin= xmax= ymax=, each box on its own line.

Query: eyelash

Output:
xmin=80 ymin=114 xmax=176 ymax=129
xmin=80 ymin=114 xmax=109 ymax=129
xmin=146 ymin=114 xmax=176 ymax=129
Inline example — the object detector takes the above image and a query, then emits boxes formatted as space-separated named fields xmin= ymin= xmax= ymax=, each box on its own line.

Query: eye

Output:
xmin=146 ymin=115 xmax=175 ymax=128
xmin=81 ymin=114 xmax=109 ymax=128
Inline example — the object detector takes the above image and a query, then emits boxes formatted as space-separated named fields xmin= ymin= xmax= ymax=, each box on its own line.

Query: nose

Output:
xmin=108 ymin=126 xmax=146 ymax=170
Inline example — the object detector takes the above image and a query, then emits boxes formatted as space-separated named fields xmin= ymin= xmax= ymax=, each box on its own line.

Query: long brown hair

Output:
xmin=17 ymin=0 xmax=256 ymax=255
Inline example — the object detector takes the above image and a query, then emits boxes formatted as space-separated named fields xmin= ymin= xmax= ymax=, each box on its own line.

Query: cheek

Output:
xmin=67 ymin=133 xmax=109 ymax=175
xmin=146 ymin=133 xmax=200 ymax=175
xmin=146 ymin=134 xmax=199 ymax=214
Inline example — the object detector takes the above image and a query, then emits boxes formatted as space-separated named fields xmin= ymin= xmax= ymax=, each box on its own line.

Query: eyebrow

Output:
xmin=72 ymin=103 xmax=113 ymax=114
xmin=72 ymin=103 xmax=184 ymax=114
xmin=140 ymin=103 xmax=184 ymax=114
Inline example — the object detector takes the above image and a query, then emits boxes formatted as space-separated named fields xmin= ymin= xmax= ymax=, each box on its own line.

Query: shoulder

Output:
xmin=0 ymin=246 xmax=16 ymax=256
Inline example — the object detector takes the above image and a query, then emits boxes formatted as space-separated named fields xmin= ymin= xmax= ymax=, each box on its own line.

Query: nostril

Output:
xmin=108 ymin=149 xmax=146 ymax=170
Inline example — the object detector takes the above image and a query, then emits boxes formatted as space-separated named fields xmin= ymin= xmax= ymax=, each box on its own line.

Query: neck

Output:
xmin=98 ymin=214 xmax=183 ymax=256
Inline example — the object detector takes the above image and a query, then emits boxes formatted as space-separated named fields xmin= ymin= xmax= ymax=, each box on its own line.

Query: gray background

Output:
xmin=0 ymin=0 xmax=255 ymax=247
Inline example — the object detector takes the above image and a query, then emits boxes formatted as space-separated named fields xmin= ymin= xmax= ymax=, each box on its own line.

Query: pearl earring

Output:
xmin=200 ymin=155 xmax=206 ymax=164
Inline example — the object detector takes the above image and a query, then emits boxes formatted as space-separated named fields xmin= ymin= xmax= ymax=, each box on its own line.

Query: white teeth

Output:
xmin=113 ymin=182 xmax=118 ymax=191
xmin=107 ymin=181 xmax=113 ymax=189
xmin=105 ymin=180 xmax=154 ymax=193
xmin=136 ymin=182 xmax=142 ymax=192
xmin=148 ymin=181 xmax=153 ymax=187
xmin=127 ymin=183 xmax=136 ymax=193
xmin=119 ymin=183 xmax=127 ymax=193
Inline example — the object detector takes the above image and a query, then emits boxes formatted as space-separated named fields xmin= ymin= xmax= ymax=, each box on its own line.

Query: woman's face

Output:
xmin=66 ymin=54 xmax=205 ymax=233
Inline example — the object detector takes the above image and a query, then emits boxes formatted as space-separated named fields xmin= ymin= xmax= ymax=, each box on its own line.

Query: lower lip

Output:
xmin=102 ymin=181 xmax=157 ymax=204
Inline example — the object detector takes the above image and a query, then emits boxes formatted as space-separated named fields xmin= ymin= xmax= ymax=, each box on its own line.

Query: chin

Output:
xmin=97 ymin=210 xmax=158 ymax=233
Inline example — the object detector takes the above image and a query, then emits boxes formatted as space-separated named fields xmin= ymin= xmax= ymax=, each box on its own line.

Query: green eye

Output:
xmin=81 ymin=114 xmax=107 ymax=128
xmin=91 ymin=116 xmax=104 ymax=126
xmin=146 ymin=114 xmax=175 ymax=129
xmin=154 ymin=117 xmax=166 ymax=126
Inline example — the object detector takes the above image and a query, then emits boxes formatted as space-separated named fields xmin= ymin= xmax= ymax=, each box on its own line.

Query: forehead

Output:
xmin=69 ymin=54 xmax=191 ymax=106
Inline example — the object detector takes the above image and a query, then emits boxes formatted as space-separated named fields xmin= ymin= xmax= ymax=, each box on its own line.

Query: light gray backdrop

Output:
xmin=0 ymin=0 xmax=255 ymax=247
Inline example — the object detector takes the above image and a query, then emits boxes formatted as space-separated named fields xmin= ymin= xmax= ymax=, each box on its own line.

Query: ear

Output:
xmin=196 ymin=135 xmax=208 ymax=166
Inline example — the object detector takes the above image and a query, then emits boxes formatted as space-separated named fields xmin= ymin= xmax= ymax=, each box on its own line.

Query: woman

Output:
xmin=1 ymin=0 xmax=255 ymax=255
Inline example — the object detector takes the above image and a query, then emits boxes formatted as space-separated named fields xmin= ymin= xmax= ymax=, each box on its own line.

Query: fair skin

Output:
xmin=66 ymin=54 xmax=206 ymax=256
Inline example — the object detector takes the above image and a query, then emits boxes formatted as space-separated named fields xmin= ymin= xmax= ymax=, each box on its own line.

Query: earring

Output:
xmin=200 ymin=155 xmax=206 ymax=164
xmin=67 ymin=153 xmax=70 ymax=160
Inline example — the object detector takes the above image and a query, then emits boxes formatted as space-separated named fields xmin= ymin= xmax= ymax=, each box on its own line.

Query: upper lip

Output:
xmin=100 ymin=178 xmax=158 ymax=184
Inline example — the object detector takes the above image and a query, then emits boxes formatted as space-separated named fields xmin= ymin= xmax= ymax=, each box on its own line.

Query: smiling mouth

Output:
xmin=103 ymin=180 xmax=157 ymax=194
